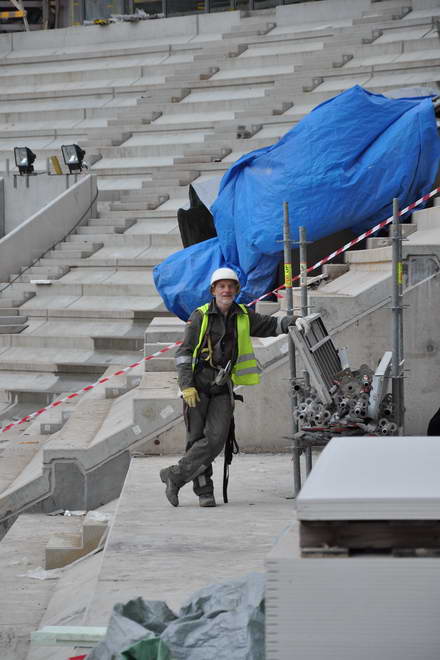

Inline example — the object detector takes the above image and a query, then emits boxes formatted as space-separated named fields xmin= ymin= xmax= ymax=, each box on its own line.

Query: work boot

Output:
xmin=199 ymin=494 xmax=216 ymax=508
xmin=160 ymin=467 xmax=180 ymax=507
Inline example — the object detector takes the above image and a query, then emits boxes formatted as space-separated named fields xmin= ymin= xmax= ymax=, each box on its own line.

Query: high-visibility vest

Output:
xmin=192 ymin=303 xmax=261 ymax=386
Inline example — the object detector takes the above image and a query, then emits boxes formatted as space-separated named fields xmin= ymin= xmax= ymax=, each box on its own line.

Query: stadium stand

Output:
xmin=1 ymin=2 xmax=440 ymax=655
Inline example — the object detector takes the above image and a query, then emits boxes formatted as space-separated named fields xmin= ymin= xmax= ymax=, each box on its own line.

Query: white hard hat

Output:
xmin=210 ymin=267 xmax=239 ymax=287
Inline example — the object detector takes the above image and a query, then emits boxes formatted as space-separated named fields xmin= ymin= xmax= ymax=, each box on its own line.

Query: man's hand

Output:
xmin=280 ymin=316 xmax=298 ymax=333
xmin=182 ymin=387 xmax=200 ymax=408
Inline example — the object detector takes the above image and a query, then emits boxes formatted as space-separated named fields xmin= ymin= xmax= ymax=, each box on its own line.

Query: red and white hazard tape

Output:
xmin=2 ymin=186 xmax=439 ymax=434
xmin=1 ymin=341 xmax=183 ymax=433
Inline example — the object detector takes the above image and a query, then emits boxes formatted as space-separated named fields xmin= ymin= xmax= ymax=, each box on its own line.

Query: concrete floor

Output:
xmin=0 ymin=452 xmax=301 ymax=659
xmin=84 ymin=453 xmax=299 ymax=625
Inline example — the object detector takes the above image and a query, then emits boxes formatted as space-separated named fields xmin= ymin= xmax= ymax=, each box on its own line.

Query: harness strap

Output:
xmin=223 ymin=393 xmax=243 ymax=503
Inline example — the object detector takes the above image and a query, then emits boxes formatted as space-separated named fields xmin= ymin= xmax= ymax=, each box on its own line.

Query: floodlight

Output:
xmin=14 ymin=147 xmax=36 ymax=175
xmin=61 ymin=144 xmax=86 ymax=173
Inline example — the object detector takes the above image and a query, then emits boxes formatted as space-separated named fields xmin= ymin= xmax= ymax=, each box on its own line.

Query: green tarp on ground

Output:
xmin=122 ymin=637 xmax=171 ymax=660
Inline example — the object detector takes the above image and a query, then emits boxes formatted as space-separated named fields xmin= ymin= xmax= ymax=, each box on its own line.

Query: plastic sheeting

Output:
xmin=154 ymin=86 xmax=440 ymax=319
xmin=122 ymin=638 xmax=171 ymax=660
xmin=86 ymin=573 xmax=265 ymax=660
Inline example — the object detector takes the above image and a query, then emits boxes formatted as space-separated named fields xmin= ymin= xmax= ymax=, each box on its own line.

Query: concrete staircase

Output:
xmin=45 ymin=510 xmax=110 ymax=569
xmin=0 ymin=308 xmax=28 ymax=334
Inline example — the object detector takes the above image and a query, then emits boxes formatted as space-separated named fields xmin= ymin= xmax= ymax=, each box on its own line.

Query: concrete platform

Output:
xmin=84 ymin=454 xmax=297 ymax=622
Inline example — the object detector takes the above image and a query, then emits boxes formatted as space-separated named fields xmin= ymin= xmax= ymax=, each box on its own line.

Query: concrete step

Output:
xmin=365 ymin=224 xmax=417 ymax=249
xmin=88 ymin=217 xmax=138 ymax=228
xmin=345 ymin=245 xmax=392 ymax=270
xmin=412 ymin=207 xmax=440 ymax=231
xmin=0 ymin=282 xmax=35 ymax=295
xmin=104 ymin=371 xmax=142 ymax=398
xmin=33 ymin=281 xmax=157 ymax=297
xmin=19 ymin=265 xmax=70 ymax=277
xmin=47 ymin=245 xmax=102 ymax=259
xmin=144 ymin=355 xmax=175 ymax=372
xmin=119 ymin=184 xmax=186 ymax=199
xmin=110 ymin=195 xmax=170 ymax=211
xmin=10 ymin=274 xmax=58 ymax=284
xmin=322 ymin=263 xmax=350 ymax=282
xmin=77 ymin=225 xmax=122 ymax=235
xmin=0 ymin=374 xmax=96 ymax=407
xmin=144 ymin=341 xmax=179 ymax=357
xmin=0 ymin=323 xmax=28 ymax=334
xmin=45 ymin=511 xmax=110 ymax=569
xmin=145 ymin=316 xmax=186 ymax=343
xmin=0 ymin=308 xmax=21 ymax=316
xmin=0 ymin=333 xmax=95 ymax=350
xmin=0 ymin=294 xmax=35 ymax=308
xmin=40 ymin=407 xmax=73 ymax=435
xmin=37 ymin=251 xmax=174 ymax=268
xmin=20 ymin=294 xmax=168 ymax=320
xmin=65 ymin=233 xmax=153 ymax=246
xmin=0 ymin=352 xmax=141 ymax=375
xmin=0 ymin=315 xmax=28 ymax=324
xmin=55 ymin=240 xmax=104 ymax=251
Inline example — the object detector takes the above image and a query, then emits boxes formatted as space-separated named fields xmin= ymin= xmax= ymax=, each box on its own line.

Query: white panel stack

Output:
xmin=265 ymin=437 xmax=440 ymax=660
xmin=297 ymin=436 xmax=440 ymax=520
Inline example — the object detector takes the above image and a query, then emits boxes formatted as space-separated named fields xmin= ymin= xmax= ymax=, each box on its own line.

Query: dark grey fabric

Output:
xmin=88 ymin=573 xmax=265 ymax=660
xmin=169 ymin=391 xmax=233 ymax=496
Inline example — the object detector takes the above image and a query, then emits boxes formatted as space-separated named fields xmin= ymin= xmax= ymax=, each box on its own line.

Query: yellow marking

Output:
xmin=397 ymin=262 xmax=403 ymax=286
xmin=50 ymin=155 xmax=63 ymax=175
xmin=284 ymin=263 xmax=292 ymax=288
xmin=0 ymin=9 xmax=25 ymax=17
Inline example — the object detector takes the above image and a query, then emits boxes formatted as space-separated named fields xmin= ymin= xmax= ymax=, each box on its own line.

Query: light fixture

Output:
xmin=61 ymin=144 xmax=86 ymax=173
xmin=14 ymin=147 xmax=36 ymax=175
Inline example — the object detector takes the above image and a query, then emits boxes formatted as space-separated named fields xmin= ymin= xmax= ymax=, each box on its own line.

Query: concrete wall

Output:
xmin=0 ymin=174 xmax=76 ymax=237
xmin=0 ymin=174 xmax=97 ymax=283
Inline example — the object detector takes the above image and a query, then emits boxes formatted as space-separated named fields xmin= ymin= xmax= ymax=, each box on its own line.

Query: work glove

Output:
xmin=182 ymin=387 xmax=200 ymax=408
xmin=280 ymin=316 xmax=297 ymax=333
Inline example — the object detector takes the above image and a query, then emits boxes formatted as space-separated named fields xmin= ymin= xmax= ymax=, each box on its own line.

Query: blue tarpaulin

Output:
xmin=154 ymin=86 xmax=440 ymax=320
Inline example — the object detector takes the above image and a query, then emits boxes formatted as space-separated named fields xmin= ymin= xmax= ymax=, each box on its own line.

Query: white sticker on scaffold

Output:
xmin=132 ymin=425 xmax=142 ymax=435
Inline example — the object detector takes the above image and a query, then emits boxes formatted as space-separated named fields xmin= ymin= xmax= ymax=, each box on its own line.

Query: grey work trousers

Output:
xmin=169 ymin=391 xmax=233 ymax=496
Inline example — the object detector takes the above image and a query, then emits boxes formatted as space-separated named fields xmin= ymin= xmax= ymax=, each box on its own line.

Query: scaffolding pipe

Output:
xmin=283 ymin=202 xmax=301 ymax=496
xmin=299 ymin=226 xmax=308 ymax=318
xmin=299 ymin=225 xmax=313 ymax=475
xmin=391 ymin=197 xmax=405 ymax=435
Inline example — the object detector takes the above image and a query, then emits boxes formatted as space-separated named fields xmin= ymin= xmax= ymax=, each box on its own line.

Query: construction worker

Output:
xmin=160 ymin=267 xmax=296 ymax=508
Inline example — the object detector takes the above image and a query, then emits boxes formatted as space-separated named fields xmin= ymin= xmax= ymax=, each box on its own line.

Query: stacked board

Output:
xmin=265 ymin=437 xmax=440 ymax=660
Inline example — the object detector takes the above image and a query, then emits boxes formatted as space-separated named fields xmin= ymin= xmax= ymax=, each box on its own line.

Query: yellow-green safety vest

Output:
xmin=192 ymin=303 xmax=261 ymax=386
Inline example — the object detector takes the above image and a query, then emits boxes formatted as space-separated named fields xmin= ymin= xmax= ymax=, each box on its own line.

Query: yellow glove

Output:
xmin=182 ymin=387 xmax=200 ymax=408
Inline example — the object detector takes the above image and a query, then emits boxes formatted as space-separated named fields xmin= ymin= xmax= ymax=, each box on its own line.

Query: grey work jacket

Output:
xmin=175 ymin=300 xmax=286 ymax=392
